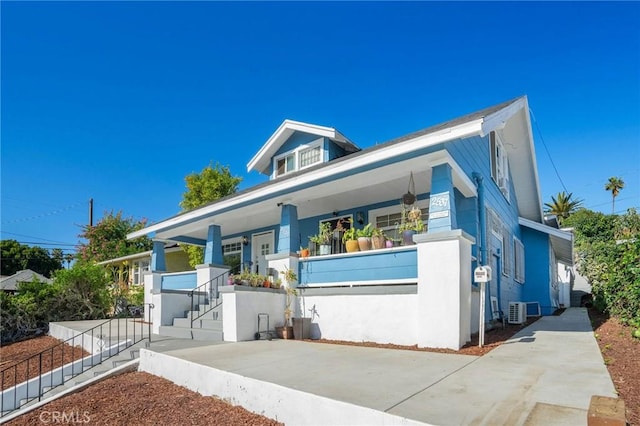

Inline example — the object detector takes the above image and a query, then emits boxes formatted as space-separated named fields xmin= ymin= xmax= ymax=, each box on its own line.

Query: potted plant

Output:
xmin=397 ymin=206 xmax=425 ymax=245
xmin=371 ymin=227 xmax=386 ymax=249
xmin=308 ymin=235 xmax=320 ymax=257
xmin=342 ymin=219 xmax=359 ymax=253
xmin=272 ymin=278 xmax=282 ymax=289
xmin=356 ymin=223 xmax=373 ymax=251
xmin=276 ymin=267 xmax=297 ymax=339
xmin=300 ymin=246 xmax=310 ymax=258
xmin=318 ymin=221 xmax=332 ymax=255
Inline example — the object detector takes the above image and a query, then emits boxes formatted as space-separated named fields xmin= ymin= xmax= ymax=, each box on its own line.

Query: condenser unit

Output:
xmin=508 ymin=302 xmax=526 ymax=324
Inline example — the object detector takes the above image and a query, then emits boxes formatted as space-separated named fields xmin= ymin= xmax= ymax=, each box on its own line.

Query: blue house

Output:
xmin=128 ymin=96 xmax=573 ymax=350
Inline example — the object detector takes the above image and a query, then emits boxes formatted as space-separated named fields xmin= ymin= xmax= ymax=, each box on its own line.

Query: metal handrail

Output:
xmin=0 ymin=303 xmax=154 ymax=417
xmin=189 ymin=270 xmax=229 ymax=329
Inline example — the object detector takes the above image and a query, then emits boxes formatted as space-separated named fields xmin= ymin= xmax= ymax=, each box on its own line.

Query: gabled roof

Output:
xmin=246 ymin=120 xmax=360 ymax=175
xmin=0 ymin=269 xmax=52 ymax=291
xmin=129 ymin=96 xmax=543 ymax=241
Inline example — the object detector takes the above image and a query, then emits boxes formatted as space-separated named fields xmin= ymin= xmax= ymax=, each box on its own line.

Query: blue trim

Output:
xmin=300 ymin=248 xmax=417 ymax=285
xmin=161 ymin=272 xmax=197 ymax=290
xmin=204 ymin=225 xmax=223 ymax=264
xmin=169 ymin=235 xmax=207 ymax=246
xmin=151 ymin=241 xmax=166 ymax=272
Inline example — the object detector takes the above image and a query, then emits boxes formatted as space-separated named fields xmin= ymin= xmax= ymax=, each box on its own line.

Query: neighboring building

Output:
xmin=128 ymin=96 xmax=573 ymax=350
xmin=98 ymin=245 xmax=191 ymax=287
xmin=0 ymin=269 xmax=52 ymax=294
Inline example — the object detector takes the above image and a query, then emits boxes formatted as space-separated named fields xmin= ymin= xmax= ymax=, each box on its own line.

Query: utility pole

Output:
xmin=89 ymin=198 xmax=94 ymax=227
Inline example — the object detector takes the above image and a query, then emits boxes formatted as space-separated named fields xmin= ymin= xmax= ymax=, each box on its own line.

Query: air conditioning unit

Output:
xmin=508 ymin=302 xmax=526 ymax=324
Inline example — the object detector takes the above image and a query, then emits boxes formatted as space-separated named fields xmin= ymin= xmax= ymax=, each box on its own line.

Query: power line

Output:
xmin=0 ymin=231 xmax=75 ymax=246
xmin=529 ymin=109 xmax=569 ymax=194
xmin=1 ymin=201 xmax=84 ymax=224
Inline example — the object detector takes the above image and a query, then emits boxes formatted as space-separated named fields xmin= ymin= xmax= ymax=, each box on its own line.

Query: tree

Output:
xmin=544 ymin=192 xmax=583 ymax=224
xmin=605 ymin=176 xmax=625 ymax=214
xmin=0 ymin=240 xmax=62 ymax=278
xmin=77 ymin=211 xmax=153 ymax=263
xmin=180 ymin=163 xmax=242 ymax=266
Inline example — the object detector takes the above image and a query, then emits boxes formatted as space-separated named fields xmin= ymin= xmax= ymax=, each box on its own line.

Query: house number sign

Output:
xmin=430 ymin=192 xmax=450 ymax=209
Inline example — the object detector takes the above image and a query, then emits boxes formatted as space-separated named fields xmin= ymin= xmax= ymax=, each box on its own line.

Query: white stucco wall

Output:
xmin=300 ymin=293 xmax=418 ymax=346
xmin=222 ymin=287 xmax=285 ymax=342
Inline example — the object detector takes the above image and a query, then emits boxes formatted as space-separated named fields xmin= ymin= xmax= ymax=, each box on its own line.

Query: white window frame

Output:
xmin=491 ymin=230 xmax=506 ymax=277
xmin=368 ymin=200 xmax=430 ymax=240
xmin=273 ymin=139 xmax=324 ymax=178
xmin=490 ymin=131 xmax=510 ymax=202
xmin=222 ymin=238 xmax=244 ymax=271
xmin=514 ymin=237 xmax=525 ymax=284
xmin=132 ymin=259 xmax=150 ymax=286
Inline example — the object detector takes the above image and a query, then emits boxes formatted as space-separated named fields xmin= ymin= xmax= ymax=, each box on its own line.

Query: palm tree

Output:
xmin=544 ymin=191 xmax=583 ymax=224
xmin=604 ymin=177 xmax=625 ymax=214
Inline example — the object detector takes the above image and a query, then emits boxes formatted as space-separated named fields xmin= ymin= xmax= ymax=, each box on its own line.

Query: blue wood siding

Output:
xmin=446 ymin=135 xmax=525 ymax=312
xmin=162 ymin=272 xmax=197 ymax=290
xmin=300 ymin=248 xmax=417 ymax=285
xmin=520 ymin=226 xmax=554 ymax=315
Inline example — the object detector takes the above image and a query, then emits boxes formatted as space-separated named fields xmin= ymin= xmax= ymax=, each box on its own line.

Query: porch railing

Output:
xmin=189 ymin=271 xmax=229 ymax=329
xmin=0 ymin=304 xmax=153 ymax=417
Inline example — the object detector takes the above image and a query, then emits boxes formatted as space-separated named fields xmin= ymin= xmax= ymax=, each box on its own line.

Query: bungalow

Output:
xmin=128 ymin=96 xmax=573 ymax=350
xmin=0 ymin=269 xmax=52 ymax=295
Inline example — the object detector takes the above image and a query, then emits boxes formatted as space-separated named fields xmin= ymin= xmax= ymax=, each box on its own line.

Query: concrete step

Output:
xmin=183 ymin=309 xmax=221 ymax=321
xmin=158 ymin=326 xmax=223 ymax=341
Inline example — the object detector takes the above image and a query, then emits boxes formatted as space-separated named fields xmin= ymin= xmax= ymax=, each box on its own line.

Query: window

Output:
xmin=490 ymin=131 xmax=510 ymax=201
xmin=486 ymin=207 xmax=512 ymax=277
xmin=132 ymin=260 xmax=149 ymax=286
xmin=369 ymin=201 xmax=429 ymax=241
xmin=273 ymin=139 xmax=323 ymax=178
xmin=299 ymin=146 xmax=321 ymax=168
xmin=223 ymin=240 xmax=242 ymax=272
xmin=514 ymin=237 xmax=525 ymax=283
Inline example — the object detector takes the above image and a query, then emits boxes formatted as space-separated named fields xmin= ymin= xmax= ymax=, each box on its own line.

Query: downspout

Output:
xmin=472 ymin=172 xmax=494 ymax=321
xmin=472 ymin=173 xmax=487 ymax=265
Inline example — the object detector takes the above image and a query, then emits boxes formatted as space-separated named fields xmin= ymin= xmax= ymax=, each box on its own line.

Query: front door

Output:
xmin=252 ymin=231 xmax=274 ymax=276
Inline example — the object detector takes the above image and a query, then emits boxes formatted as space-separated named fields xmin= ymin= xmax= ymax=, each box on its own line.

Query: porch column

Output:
xmin=415 ymin=230 xmax=475 ymax=350
xmin=277 ymin=204 xmax=300 ymax=254
xmin=151 ymin=240 xmax=166 ymax=272
xmin=203 ymin=224 xmax=223 ymax=265
xmin=427 ymin=163 xmax=458 ymax=233
xmin=143 ymin=272 xmax=161 ymax=324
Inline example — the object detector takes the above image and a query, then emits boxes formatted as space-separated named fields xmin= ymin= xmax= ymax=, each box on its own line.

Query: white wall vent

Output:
xmin=508 ymin=302 xmax=526 ymax=324
xmin=490 ymin=296 xmax=500 ymax=320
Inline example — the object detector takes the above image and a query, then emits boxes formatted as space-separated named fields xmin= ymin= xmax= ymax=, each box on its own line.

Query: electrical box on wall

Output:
xmin=474 ymin=266 xmax=492 ymax=283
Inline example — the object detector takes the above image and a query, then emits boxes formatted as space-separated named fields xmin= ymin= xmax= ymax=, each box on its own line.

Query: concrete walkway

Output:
xmin=137 ymin=307 xmax=616 ymax=425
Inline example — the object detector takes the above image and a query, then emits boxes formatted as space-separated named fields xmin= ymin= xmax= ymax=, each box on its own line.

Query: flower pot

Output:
xmin=300 ymin=248 xmax=310 ymax=258
xmin=309 ymin=241 xmax=318 ymax=256
xmin=345 ymin=240 xmax=359 ymax=253
xmin=319 ymin=244 xmax=331 ymax=255
xmin=293 ymin=317 xmax=311 ymax=340
xmin=385 ymin=240 xmax=394 ymax=248
xmin=402 ymin=230 xmax=416 ymax=246
xmin=276 ymin=326 xmax=294 ymax=339
xmin=371 ymin=236 xmax=385 ymax=249
xmin=357 ymin=237 xmax=371 ymax=251
xmin=263 ymin=280 xmax=271 ymax=288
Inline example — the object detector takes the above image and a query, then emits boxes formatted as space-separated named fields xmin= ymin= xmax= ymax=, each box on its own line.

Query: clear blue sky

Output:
xmin=2 ymin=2 xmax=639 ymax=255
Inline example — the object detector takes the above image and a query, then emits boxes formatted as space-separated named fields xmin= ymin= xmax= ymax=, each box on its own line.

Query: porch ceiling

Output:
xmin=155 ymin=150 xmax=475 ymax=244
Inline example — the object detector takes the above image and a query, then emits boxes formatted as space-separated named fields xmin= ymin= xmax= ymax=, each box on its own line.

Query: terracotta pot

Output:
xmin=345 ymin=240 xmax=359 ymax=253
xmin=276 ymin=326 xmax=294 ymax=339
xmin=300 ymin=248 xmax=310 ymax=258
xmin=263 ymin=281 xmax=270 ymax=288
xmin=357 ymin=237 xmax=371 ymax=251
xmin=371 ymin=236 xmax=385 ymax=249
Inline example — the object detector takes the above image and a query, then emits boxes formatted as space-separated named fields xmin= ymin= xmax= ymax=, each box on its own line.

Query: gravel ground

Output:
xmin=0 ymin=336 xmax=89 ymax=390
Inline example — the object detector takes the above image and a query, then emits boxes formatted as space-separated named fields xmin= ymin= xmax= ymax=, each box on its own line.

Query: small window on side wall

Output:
xmin=490 ymin=131 xmax=510 ymax=201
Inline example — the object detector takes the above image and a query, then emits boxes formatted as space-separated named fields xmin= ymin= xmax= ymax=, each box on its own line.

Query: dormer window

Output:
xmin=273 ymin=139 xmax=323 ymax=178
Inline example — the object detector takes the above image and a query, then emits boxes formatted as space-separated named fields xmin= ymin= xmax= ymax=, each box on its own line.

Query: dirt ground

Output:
xmin=589 ymin=308 xmax=639 ymax=425
xmin=0 ymin=336 xmax=89 ymax=390
xmin=3 ymin=310 xmax=638 ymax=425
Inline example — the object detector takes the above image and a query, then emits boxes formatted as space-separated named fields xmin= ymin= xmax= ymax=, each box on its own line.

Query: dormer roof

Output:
xmin=246 ymin=119 xmax=360 ymax=175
